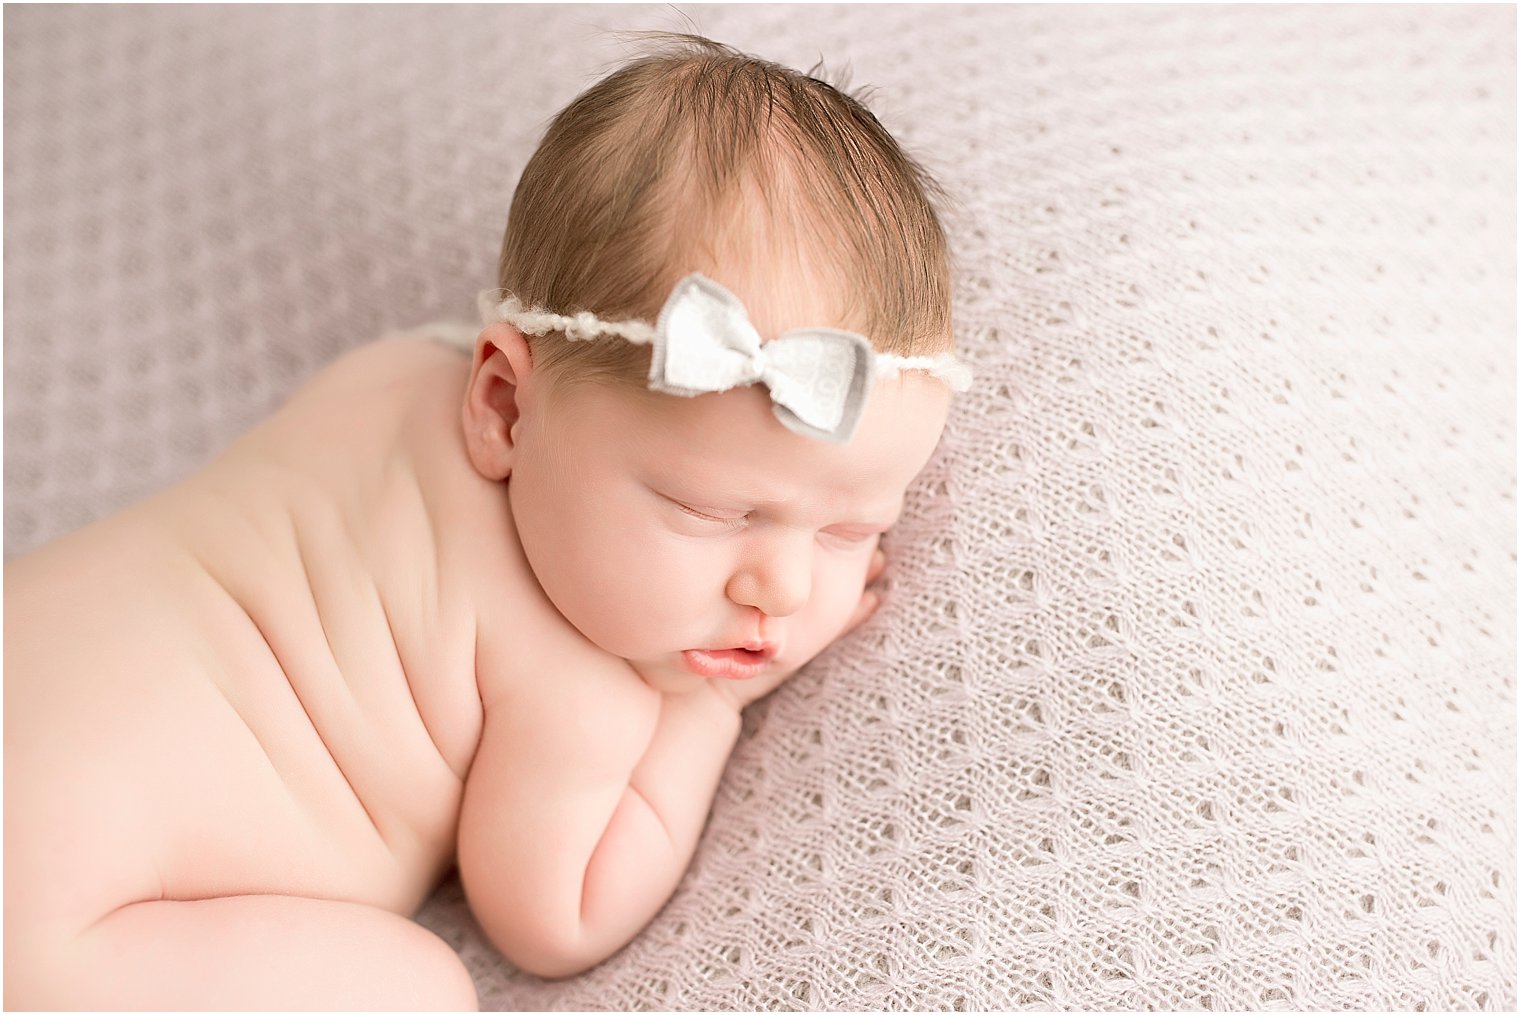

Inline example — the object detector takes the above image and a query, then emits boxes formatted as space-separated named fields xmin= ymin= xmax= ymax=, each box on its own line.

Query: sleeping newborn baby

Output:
xmin=4 ymin=33 xmax=969 ymax=1010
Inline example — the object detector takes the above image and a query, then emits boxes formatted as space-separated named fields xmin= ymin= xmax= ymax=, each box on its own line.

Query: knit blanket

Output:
xmin=4 ymin=4 xmax=1514 ymax=1009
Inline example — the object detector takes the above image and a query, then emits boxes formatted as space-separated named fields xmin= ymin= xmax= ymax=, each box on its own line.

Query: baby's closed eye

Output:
xmin=666 ymin=496 xmax=748 ymax=529
xmin=654 ymin=487 xmax=884 ymax=550
xmin=819 ymin=527 xmax=879 ymax=549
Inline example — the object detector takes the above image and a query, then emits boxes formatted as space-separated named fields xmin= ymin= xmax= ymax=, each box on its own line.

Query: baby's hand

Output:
xmin=841 ymin=543 xmax=889 ymax=635
xmin=705 ymin=545 xmax=887 ymax=713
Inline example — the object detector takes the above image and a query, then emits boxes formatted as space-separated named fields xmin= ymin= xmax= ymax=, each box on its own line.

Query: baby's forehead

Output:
xmin=680 ymin=207 xmax=866 ymax=337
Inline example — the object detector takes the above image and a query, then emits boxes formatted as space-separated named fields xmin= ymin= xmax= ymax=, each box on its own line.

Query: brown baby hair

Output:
xmin=496 ymin=31 xmax=954 ymax=389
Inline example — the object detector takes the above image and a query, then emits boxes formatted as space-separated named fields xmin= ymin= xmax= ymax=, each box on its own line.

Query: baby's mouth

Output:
xmin=680 ymin=643 xmax=777 ymax=680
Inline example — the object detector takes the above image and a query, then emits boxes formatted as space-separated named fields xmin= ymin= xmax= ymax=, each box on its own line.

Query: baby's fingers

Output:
xmin=841 ymin=584 xmax=883 ymax=636
xmin=838 ymin=547 xmax=888 ymax=637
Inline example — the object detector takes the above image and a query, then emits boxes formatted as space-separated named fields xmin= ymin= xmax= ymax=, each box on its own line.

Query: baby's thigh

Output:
xmin=4 ymin=611 xmax=363 ymax=940
xmin=7 ymin=894 xmax=477 ymax=1010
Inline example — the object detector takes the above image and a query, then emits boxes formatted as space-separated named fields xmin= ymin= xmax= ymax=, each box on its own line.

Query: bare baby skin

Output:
xmin=4 ymin=272 xmax=950 ymax=1008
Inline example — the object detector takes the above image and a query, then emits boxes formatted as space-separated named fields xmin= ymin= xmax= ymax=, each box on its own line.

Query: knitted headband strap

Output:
xmin=478 ymin=273 xmax=972 ymax=444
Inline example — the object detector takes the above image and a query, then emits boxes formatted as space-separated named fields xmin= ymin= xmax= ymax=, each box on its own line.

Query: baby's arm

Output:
xmin=458 ymin=549 xmax=888 ymax=979
xmin=457 ymin=654 xmax=740 ymax=980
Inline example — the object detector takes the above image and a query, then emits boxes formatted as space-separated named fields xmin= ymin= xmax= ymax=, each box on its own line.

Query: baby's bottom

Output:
xmin=14 ymin=894 xmax=477 ymax=1011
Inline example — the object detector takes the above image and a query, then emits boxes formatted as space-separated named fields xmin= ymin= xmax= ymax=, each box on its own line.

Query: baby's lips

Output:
xmin=681 ymin=647 xmax=774 ymax=680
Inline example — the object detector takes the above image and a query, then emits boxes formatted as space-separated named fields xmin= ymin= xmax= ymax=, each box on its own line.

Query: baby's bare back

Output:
xmin=4 ymin=339 xmax=492 ymax=967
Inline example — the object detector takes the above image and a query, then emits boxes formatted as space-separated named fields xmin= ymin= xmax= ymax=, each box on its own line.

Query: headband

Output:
xmin=477 ymin=273 xmax=972 ymax=444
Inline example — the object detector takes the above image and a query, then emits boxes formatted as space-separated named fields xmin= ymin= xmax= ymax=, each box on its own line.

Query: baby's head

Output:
xmin=464 ymin=33 xmax=966 ymax=690
xmin=493 ymin=30 xmax=954 ymax=389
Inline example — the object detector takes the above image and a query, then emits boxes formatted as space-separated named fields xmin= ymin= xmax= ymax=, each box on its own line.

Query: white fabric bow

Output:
xmin=649 ymin=274 xmax=875 ymax=443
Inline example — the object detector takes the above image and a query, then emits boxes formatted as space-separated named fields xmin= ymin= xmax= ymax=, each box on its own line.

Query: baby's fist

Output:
xmin=840 ymin=545 xmax=887 ymax=637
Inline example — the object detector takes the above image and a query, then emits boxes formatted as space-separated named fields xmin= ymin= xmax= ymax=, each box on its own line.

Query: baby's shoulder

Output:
xmin=213 ymin=330 xmax=475 ymax=503
xmin=256 ymin=331 xmax=474 ymax=449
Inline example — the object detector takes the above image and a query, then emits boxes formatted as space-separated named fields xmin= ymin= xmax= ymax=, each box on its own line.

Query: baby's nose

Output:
xmin=727 ymin=535 xmax=811 ymax=619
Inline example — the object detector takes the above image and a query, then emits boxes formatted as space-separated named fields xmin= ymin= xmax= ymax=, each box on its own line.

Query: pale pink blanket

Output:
xmin=5 ymin=5 xmax=1513 ymax=1009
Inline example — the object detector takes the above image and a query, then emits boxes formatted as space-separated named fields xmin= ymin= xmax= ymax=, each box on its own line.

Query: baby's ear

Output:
xmin=462 ymin=322 xmax=536 ymax=481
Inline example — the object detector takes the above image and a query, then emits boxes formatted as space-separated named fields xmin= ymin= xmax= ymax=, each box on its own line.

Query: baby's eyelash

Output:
xmin=822 ymin=528 xmax=878 ymax=548
xmin=674 ymin=501 xmax=748 ymax=529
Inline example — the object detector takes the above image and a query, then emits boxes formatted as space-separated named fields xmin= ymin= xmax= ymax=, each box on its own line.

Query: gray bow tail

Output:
xmin=760 ymin=331 xmax=875 ymax=443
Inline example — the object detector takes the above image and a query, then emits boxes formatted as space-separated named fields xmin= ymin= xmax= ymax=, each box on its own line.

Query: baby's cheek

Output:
xmin=609 ymin=549 xmax=701 ymax=633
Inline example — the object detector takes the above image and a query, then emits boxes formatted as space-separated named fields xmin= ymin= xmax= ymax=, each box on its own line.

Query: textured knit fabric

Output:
xmin=4 ymin=4 xmax=1514 ymax=1010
